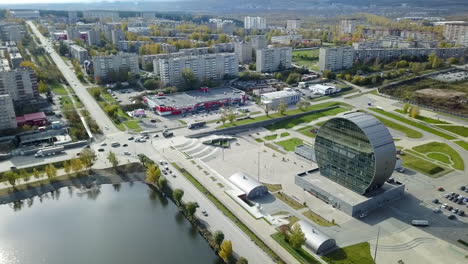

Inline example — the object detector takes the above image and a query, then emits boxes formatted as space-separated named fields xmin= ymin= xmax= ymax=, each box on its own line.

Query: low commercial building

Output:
xmin=9 ymin=52 xmax=23 ymax=69
xmin=144 ymin=87 xmax=246 ymax=115
xmin=293 ymin=220 xmax=336 ymax=255
xmin=229 ymin=172 xmax=268 ymax=200
xmin=256 ymin=47 xmax=292 ymax=72
xmin=70 ymin=45 xmax=89 ymax=64
xmin=0 ymin=94 xmax=17 ymax=130
xmin=260 ymin=88 xmax=300 ymax=108
xmin=308 ymin=84 xmax=339 ymax=95
xmin=16 ymin=112 xmax=47 ymax=127
xmin=318 ymin=46 xmax=354 ymax=72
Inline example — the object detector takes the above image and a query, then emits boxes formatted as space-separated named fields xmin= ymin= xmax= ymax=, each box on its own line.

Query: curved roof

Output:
xmin=229 ymin=172 xmax=267 ymax=199
xmin=316 ymin=112 xmax=396 ymax=194
xmin=294 ymin=220 xmax=336 ymax=254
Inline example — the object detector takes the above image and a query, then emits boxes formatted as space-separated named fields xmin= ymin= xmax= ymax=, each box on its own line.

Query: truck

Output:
xmin=34 ymin=146 xmax=64 ymax=158
xmin=411 ymin=220 xmax=429 ymax=226
xmin=188 ymin=121 xmax=206 ymax=129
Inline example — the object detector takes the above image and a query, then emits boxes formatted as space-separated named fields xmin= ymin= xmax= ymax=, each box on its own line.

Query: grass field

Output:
xmin=51 ymin=83 xmax=68 ymax=96
xmin=272 ymin=233 xmax=321 ymax=264
xmin=369 ymin=114 xmax=423 ymax=139
xmin=412 ymin=142 xmax=464 ymax=170
xmin=255 ymin=138 xmax=264 ymax=143
xmin=369 ymin=108 xmax=456 ymax=140
xmin=322 ymin=242 xmax=374 ymax=264
xmin=395 ymin=110 xmax=450 ymax=124
xmin=274 ymin=191 xmax=306 ymax=210
xmin=123 ymin=120 xmax=143 ymax=131
xmin=296 ymin=125 xmax=317 ymax=138
xmin=280 ymin=132 xmax=290 ymax=137
xmin=265 ymin=107 xmax=347 ymax=131
xmin=265 ymin=143 xmax=287 ymax=154
xmin=436 ymin=125 xmax=468 ymax=137
xmin=454 ymin=140 xmax=468 ymax=151
xmin=263 ymin=183 xmax=282 ymax=192
xmin=302 ymin=210 xmax=336 ymax=227
xmin=264 ymin=134 xmax=278 ymax=141
xmin=292 ymin=49 xmax=320 ymax=71
xmin=276 ymin=138 xmax=304 ymax=152
xmin=400 ymin=152 xmax=447 ymax=177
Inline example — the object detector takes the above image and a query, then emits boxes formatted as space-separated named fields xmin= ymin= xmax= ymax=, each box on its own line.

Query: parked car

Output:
xmin=442 ymin=203 xmax=448 ymax=209
xmin=128 ymin=137 xmax=134 ymax=140
xmin=100 ymin=143 xmax=107 ymax=146
xmin=452 ymin=208 xmax=459 ymax=214
xmin=457 ymin=210 xmax=465 ymax=216
xmin=448 ymin=214 xmax=456 ymax=220
xmin=98 ymin=148 xmax=105 ymax=152
xmin=444 ymin=193 xmax=450 ymax=198
xmin=460 ymin=186 xmax=466 ymax=191
xmin=201 ymin=210 xmax=208 ymax=216
xmin=433 ymin=208 xmax=441 ymax=213
xmin=122 ymin=144 xmax=128 ymax=147
xmin=432 ymin=199 xmax=439 ymax=204
xmin=124 ymin=151 xmax=131 ymax=155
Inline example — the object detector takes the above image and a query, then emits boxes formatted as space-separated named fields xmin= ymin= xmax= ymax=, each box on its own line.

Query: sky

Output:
xmin=0 ymin=0 xmax=177 ymax=4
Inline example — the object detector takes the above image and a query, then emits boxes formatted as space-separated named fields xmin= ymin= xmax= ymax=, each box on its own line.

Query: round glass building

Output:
xmin=314 ymin=112 xmax=396 ymax=194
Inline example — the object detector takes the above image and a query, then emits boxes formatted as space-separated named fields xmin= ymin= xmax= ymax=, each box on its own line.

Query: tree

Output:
xmin=264 ymin=104 xmax=271 ymax=117
xmin=236 ymin=257 xmax=248 ymax=264
xmin=409 ymin=105 xmax=420 ymax=118
xmin=80 ymin=148 xmax=97 ymax=169
xmin=157 ymin=176 xmax=168 ymax=190
xmin=32 ymin=168 xmax=41 ymax=179
xmin=143 ymin=79 xmax=161 ymax=90
xmin=447 ymin=57 xmax=458 ymax=65
xmin=145 ymin=164 xmax=161 ymax=184
xmin=403 ymin=103 xmax=410 ymax=113
xmin=38 ymin=80 xmax=49 ymax=94
xmin=107 ymin=151 xmax=119 ymax=168
xmin=278 ymin=100 xmax=287 ymax=115
xmin=173 ymin=188 xmax=184 ymax=206
xmin=19 ymin=169 xmax=29 ymax=182
xmin=220 ymin=114 xmax=227 ymax=124
xmin=286 ymin=73 xmax=301 ymax=85
xmin=213 ymin=231 xmax=225 ymax=246
xmin=185 ymin=202 xmax=197 ymax=220
xmin=5 ymin=171 xmax=18 ymax=186
xmin=45 ymin=164 xmax=57 ymax=179
xmin=288 ymin=224 xmax=306 ymax=250
xmin=322 ymin=70 xmax=336 ymax=79
xmin=70 ymin=158 xmax=83 ymax=172
xmin=181 ymin=68 xmax=199 ymax=90
xmin=104 ymin=104 xmax=119 ymax=120
xmin=58 ymin=41 xmax=68 ymax=56
xmin=19 ymin=60 xmax=38 ymax=74
xmin=89 ymin=87 xmax=102 ymax=99
xmin=226 ymin=111 xmax=236 ymax=124
xmin=219 ymin=240 xmax=233 ymax=262
xmin=63 ymin=161 xmax=72 ymax=174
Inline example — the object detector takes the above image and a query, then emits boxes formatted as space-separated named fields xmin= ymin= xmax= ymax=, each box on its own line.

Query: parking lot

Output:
xmin=431 ymin=70 xmax=468 ymax=83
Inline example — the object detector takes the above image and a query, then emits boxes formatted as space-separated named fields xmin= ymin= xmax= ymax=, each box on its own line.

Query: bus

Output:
xmin=188 ymin=121 xmax=206 ymax=129
xmin=411 ymin=220 xmax=429 ymax=226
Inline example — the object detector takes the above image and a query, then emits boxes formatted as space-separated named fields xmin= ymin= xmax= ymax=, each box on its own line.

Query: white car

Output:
xmin=124 ymin=151 xmax=131 ymax=155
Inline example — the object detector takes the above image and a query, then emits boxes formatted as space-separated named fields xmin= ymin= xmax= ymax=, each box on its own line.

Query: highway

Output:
xmin=27 ymin=21 xmax=121 ymax=135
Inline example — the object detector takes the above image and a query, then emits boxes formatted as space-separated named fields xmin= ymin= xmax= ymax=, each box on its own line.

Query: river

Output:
xmin=0 ymin=182 xmax=222 ymax=264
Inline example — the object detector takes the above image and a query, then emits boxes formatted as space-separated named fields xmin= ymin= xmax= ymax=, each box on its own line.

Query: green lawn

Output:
xmin=322 ymin=242 xmax=374 ymax=264
xmin=124 ymin=120 xmax=143 ymax=131
xmin=265 ymin=107 xmax=347 ymax=131
xmin=263 ymin=183 xmax=282 ymax=192
xmin=400 ymin=152 xmax=447 ymax=177
xmin=280 ymin=132 xmax=290 ymax=137
xmin=412 ymin=142 xmax=464 ymax=170
xmin=178 ymin=120 xmax=187 ymax=125
xmin=395 ymin=110 xmax=450 ymax=124
xmin=51 ymin=83 xmax=68 ymax=95
xmin=274 ymin=191 xmax=306 ymax=210
xmin=276 ymin=138 xmax=304 ymax=152
xmin=272 ymin=233 xmax=321 ymax=264
xmin=369 ymin=108 xmax=456 ymax=140
xmin=36 ymin=55 xmax=49 ymax=66
xmin=368 ymin=114 xmax=423 ymax=139
xmin=216 ymin=101 xmax=349 ymax=129
xmin=264 ymin=134 xmax=278 ymax=140
xmin=296 ymin=125 xmax=317 ymax=138
xmin=436 ymin=125 xmax=468 ymax=137
xmin=302 ymin=210 xmax=336 ymax=227
xmin=265 ymin=143 xmax=287 ymax=154
xmin=454 ymin=140 xmax=468 ymax=151
xmin=427 ymin=153 xmax=451 ymax=164
xmin=255 ymin=138 xmax=264 ymax=143
xmin=292 ymin=49 xmax=320 ymax=70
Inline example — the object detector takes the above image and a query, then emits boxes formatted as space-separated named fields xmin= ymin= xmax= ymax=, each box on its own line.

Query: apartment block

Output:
xmin=234 ymin=41 xmax=252 ymax=64
xmin=83 ymin=11 xmax=119 ymax=22
xmin=339 ymin=18 xmax=358 ymax=35
xmin=208 ymin=19 xmax=235 ymax=35
xmin=318 ymin=46 xmax=354 ymax=72
xmin=141 ymin=12 xmax=155 ymax=20
xmin=9 ymin=10 xmax=39 ymax=19
xmin=0 ymin=23 xmax=25 ymax=42
xmin=271 ymin=35 xmax=303 ymax=45
xmin=70 ymin=44 xmax=89 ymax=64
xmin=213 ymin=42 xmax=235 ymax=53
xmin=66 ymin=27 xmax=81 ymax=41
xmin=256 ymin=47 xmax=292 ymax=73
xmin=443 ymin=22 xmax=468 ymax=47
xmin=0 ymin=94 xmax=17 ymax=130
xmin=92 ymin=53 xmax=139 ymax=81
xmin=354 ymin=47 xmax=468 ymax=62
xmin=156 ymin=53 xmax=239 ymax=86
xmin=250 ymin=35 xmax=267 ymax=51
xmin=287 ymin=19 xmax=301 ymax=30
xmin=244 ymin=16 xmax=267 ymax=30
xmin=111 ymin=29 xmax=125 ymax=45
xmin=86 ymin=29 xmax=101 ymax=46
xmin=0 ymin=68 xmax=38 ymax=102
xmin=68 ymin=11 xmax=78 ymax=23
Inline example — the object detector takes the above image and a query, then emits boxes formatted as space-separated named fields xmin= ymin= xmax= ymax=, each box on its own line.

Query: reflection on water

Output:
xmin=0 ymin=182 xmax=222 ymax=264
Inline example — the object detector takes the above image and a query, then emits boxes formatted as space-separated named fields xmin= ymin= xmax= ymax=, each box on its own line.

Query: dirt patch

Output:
xmin=415 ymin=88 xmax=466 ymax=99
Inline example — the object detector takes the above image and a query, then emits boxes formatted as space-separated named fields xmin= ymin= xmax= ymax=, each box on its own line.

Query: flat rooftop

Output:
xmin=146 ymin=87 xmax=244 ymax=109
xmin=297 ymin=169 xmax=402 ymax=205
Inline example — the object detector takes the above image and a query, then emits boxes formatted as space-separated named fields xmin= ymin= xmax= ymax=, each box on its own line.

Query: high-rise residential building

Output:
xmin=286 ymin=19 xmax=301 ymax=30
xmin=0 ymin=68 xmax=38 ymax=102
xmin=111 ymin=29 xmax=125 ymax=45
xmin=244 ymin=16 xmax=267 ymax=30
xmin=208 ymin=19 xmax=235 ymax=35
xmin=66 ymin=26 xmax=81 ymax=41
xmin=250 ymin=35 xmax=267 ymax=51
xmin=70 ymin=45 xmax=89 ymax=64
xmin=256 ymin=47 xmax=292 ymax=73
xmin=147 ymin=47 xmax=211 ymax=73
xmin=0 ymin=23 xmax=25 ymax=42
xmin=0 ymin=94 xmax=17 ymax=130
xmin=83 ymin=11 xmax=119 ymax=22
xmin=212 ymin=42 xmax=234 ymax=53
xmin=339 ymin=18 xmax=358 ymax=35
xmin=141 ymin=12 xmax=155 ymax=20
xmin=156 ymin=53 xmax=238 ymax=86
xmin=9 ymin=10 xmax=40 ymax=19
xmin=68 ymin=11 xmax=78 ymax=23
xmin=354 ymin=47 xmax=467 ymax=62
xmin=86 ymin=29 xmax=101 ymax=46
xmin=318 ymin=46 xmax=354 ymax=72
xmin=234 ymin=41 xmax=252 ymax=64
xmin=92 ymin=53 xmax=139 ymax=82
xmin=443 ymin=22 xmax=468 ymax=47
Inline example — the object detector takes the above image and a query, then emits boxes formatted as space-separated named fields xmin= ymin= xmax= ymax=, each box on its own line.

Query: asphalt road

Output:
xmin=27 ymin=21 xmax=121 ymax=135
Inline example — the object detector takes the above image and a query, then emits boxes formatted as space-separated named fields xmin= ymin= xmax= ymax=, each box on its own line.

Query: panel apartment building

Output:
xmin=244 ymin=16 xmax=266 ymax=30
xmin=0 ymin=68 xmax=39 ymax=102
xmin=0 ymin=94 xmax=17 ymax=130
xmin=443 ymin=22 xmax=468 ymax=47
xmin=256 ymin=47 xmax=292 ymax=73
xmin=83 ymin=11 xmax=119 ymax=22
xmin=92 ymin=53 xmax=139 ymax=81
xmin=318 ymin=46 xmax=355 ymax=72
xmin=234 ymin=41 xmax=252 ymax=64
xmin=156 ymin=53 xmax=239 ymax=86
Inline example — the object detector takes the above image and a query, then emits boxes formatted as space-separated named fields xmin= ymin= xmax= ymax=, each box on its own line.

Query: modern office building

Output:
xmin=111 ymin=29 xmax=125 ymax=45
xmin=156 ymin=53 xmax=239 ymax=86
xmin=443 ymin=22 xmax=468 ymax=46
xmin=271 ymin=35 xmax=303 ymax=45
xmin=0 ymin=68 xmax=38 ymax=102
xmin=92 ymin=53 xmax=139 ymax=82
xmin=244 ymin=16 xmax=267 ymax=30
xmin=70 ymin=44 xmax=89 ymax=64
xmin=234 ymin=41 xmax=252 ymax=64
xmin=318 ymin=46 xmax=354 ymax=72
xmin=286 ymin=19 xmax=301 ymax=30
xmin=339 ymin=18 xmax=358 ymax=35
xmin=250 ymin=35 xmax=267 ymax=51
xmin=83 ymin=11 xmax=119 ymax=22
xmin=0 ymin=94 xmax=17 ymax=130
xmin=260 ymin=88 xmax=300 ymax=108
xmin=9 ymin=10 xmax=40 ymax=19
xmin=256 ymin=47 xmax=292 ymax=72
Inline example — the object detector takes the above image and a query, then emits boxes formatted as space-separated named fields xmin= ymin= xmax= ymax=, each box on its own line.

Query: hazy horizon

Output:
xmin=1 ymin=0 xmax=182 ymax=4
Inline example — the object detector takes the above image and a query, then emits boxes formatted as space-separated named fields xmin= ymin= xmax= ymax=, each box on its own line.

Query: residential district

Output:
xmin=0 ymin=6 xmax=467 ymax=264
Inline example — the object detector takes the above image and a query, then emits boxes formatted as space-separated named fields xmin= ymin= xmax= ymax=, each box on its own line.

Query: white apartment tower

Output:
xmin=250 ymin=35 xmax=267 ymax=51
xmin=244 ymin=16 xmax=267 ymax=30
xmin=318 ymin=46 xmax=355 ymax=72
xmin=234 ymin=41 xmax=252 ymax=64
xmin=287 ymin=19 xmax=301 ymax=30
xmin=0 ymin=68 xmax=38 ymax=102
xmin=156 ymin=53 xmax=239 ymax=86
xmin=0 ymin=94 xmax=17 ymax=130
xmin=339 ymin=19 xmax=358 ymax=35
xmin=443 ymin=22 xmax=468 ymax=47
xmin=256 ymin=47 xmax=292 ymax=73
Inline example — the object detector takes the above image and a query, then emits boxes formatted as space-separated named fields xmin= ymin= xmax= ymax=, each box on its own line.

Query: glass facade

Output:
xmin=315 ymin=118 xmax=377 ymax=194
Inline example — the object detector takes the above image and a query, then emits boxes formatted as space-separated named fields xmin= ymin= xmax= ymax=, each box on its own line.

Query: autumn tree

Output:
xmin=226 ymin=111 xmax=236 ymax=124
xmin=409 ymin=106 xmax=420 ymax=118
xmin=70 ymin=158 xmax=83 ymax=172
xmin=19 ymin=60 xmax=38 ymax=74
xmin=157 ymin=176 xmax=168 ymax=190
xmin=32 ymin=168 xmax=41 ymax=179
xmin=403 ymin=103 xmax=410 ymax=113
xmin=5 ymin=171 xmax=18 ymax=186
xmin=38 ymin=80 xmax=49 ymax=94
xmin=172 ymin=188 xmax=184 ymax=206
xmin=296 ymin=100 xmax=309 ymax=111
xmin=236 ymin=257 xmax=248 ymax=264
xmin=63 ymin=160 xmax=72 ymax=174
xmin=219 ymin=240 xmax=233 ymax=262
xmin=45 ymin=164 xmax=57 ymax=179
xmin=289 ymin=224 xmax=306 ymax=250
xmin=278 ymin=100 xmax=287 ymax=115
xmin=107 ymin=151 xmax=119 ymax=168
xmin=264 ymin=104 xmax=271 ymax=117
xmin=145 ymin=164 xmax=161 ymax=184
xmin=80 ymin=148 xmax=97 ymax=169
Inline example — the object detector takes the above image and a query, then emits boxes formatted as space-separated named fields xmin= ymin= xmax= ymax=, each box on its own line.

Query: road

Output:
xmin=27 ymin=21 xmax=120 ymax=135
